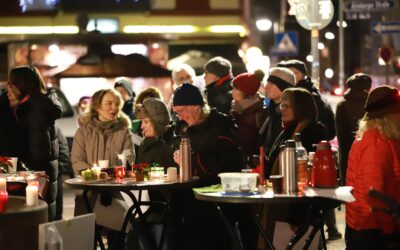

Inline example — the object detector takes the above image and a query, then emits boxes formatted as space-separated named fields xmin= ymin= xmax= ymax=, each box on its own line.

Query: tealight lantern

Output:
xmin=114 ymin=166 xmax=125 ymax=179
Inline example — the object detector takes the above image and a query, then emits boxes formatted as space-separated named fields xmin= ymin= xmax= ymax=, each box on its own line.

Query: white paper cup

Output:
xmin=167 ymin=167 xmax=177 ymax=181
xmin=98 ymin=160 xmax=109 ymax=169
xmin=8 ymin=157 xmax=18 ymax=174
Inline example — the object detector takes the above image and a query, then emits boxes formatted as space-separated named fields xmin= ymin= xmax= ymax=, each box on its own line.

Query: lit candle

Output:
xmin=26 ymin=185 xmax=38 ymax=206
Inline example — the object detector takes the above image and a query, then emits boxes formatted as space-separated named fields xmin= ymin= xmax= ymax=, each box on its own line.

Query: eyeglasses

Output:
xmin=279 ymin=103 xmax=292 ymax=110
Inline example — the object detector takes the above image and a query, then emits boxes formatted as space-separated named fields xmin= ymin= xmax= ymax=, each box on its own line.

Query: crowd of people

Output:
xmin=0 ymin=55 xmax=399 ymax=250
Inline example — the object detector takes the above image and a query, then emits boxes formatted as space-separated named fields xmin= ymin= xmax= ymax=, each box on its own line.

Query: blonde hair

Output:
xmin=357 ymin=116 xmax=400 ymax=141
xmin=81 ymin=89 xmax=130 ymax=128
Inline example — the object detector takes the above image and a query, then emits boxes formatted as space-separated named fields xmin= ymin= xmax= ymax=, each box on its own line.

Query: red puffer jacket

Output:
xmin=346 ymin=129 xmax=400 ymax=234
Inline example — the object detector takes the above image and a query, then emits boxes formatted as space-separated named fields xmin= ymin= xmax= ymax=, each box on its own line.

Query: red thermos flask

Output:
xmin=311 ymin=141 xmax=338 ymax=188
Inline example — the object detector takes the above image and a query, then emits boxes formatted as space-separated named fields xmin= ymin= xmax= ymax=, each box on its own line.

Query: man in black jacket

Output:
xmin=172 ymin=83 xmax=257 ymax=250
xmin=203 ymin=56 xmax=233 ymax=115
xmin=278 ymin=59 xmax=336 ymax=140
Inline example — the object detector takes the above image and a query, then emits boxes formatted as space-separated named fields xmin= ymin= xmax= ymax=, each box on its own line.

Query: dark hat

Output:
xmin=364 ymin=85 xmax=400 ymax=120
xmin=142 ymin=98 xmax=170 ymax=135
xmin=114 ymin=79 xmax=134 ymax=97
xmin=173 ymin=83 xmax=205 ymax=106
xmin=233 ymin=70 xmax=265 ymax=96
xmin=204 ymin=56 xmax=232 ymax=77
xmin=277 ymin=59 xmax=307 ymax=75
xmin=345 ymin=73 xmax=372 ymax=90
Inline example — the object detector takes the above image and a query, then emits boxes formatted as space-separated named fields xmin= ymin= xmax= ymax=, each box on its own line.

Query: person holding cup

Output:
xmin=71 ymin=88 xmax=134 ymax=250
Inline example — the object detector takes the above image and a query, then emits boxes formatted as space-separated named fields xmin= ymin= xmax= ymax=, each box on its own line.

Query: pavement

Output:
xmin=61 ymin=175 xmax=346 ymax=249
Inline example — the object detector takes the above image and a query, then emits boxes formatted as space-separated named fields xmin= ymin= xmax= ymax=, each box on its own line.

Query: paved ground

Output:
xmin=62 ymin=176 xmax=346 ymax=249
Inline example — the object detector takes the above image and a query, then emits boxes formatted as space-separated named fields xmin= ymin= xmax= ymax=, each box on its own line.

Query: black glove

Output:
xmin=99 ymin=191 xmax=112 ymax=207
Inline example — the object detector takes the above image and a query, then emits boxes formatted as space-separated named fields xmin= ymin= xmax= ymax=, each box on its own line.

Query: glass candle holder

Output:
xmin=114 ymin=166 xmax=126 ymax=179
xmin=150 ymin=167 xmax=164 ymax=180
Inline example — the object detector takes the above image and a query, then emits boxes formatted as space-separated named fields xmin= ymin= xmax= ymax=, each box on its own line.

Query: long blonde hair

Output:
xmin=357 ymin=115 xmax=400 ymax=141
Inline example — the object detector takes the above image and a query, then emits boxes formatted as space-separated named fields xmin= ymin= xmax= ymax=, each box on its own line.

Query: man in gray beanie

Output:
xmin=259 ymin=67 xmax=296 ymax=154
xmin=115 ymin=78 xmax=136 ymax=121
xmin=203 ymin=56 xmax=233 ymax=115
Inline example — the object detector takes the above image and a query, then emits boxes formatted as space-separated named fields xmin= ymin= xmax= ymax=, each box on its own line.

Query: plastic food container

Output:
xmin=219 ymin=172 xmax=259 ymax=192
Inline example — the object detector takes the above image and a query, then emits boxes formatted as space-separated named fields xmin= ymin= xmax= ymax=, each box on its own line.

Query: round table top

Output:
xmin=65 ymin=176 xmax=199 ymax=192
xmin=0 ymin=196 xmax=47 ymax=217
xmin=194 ymin=191 xmax=341 ymax=209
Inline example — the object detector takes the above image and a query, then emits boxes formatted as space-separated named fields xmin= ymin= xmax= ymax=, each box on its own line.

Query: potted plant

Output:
xmin=0 ymin=157 xmax=12 ymax=174
xmin=132 ymin=163 xmax=151 ymax=181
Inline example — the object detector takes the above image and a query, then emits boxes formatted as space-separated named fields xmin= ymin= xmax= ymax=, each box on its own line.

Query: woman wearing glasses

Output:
xmin=262 ymin=87 xmax=328 ymax=245
xmin=266 ymin=87 xmax=328 ymax=176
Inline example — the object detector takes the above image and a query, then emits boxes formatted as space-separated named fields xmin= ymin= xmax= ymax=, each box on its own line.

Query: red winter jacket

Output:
xmin=346 ymin=129 xmax=400 ymax=234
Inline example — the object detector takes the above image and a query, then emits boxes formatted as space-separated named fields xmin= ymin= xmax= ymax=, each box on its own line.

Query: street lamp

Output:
xmin=256 ymin=19 xmax=272 ymax=31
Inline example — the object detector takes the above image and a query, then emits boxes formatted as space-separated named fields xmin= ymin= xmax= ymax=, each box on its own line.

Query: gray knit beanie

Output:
xmin=114 ymin=79 xmax=134 ymax=97
xmin=204 ymin=56 xmax=232 ymax=77
xmin=142 ymin=98 xmax=170 ymax=135
xmin=267 ymin=67 xmax=296 ymax=91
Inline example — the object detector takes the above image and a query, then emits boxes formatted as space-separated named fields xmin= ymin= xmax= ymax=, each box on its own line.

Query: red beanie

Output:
xmin=232 ymin=71 xmax=264 ymax=96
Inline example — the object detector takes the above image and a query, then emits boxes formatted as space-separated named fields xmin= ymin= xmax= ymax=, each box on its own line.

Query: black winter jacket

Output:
xmin=137 ymin=124 xmax=180 ymax=168
xmin=179 ymin=109 xmax=245 ymax=225
xmin=335 ymin=89 xmax=368 ymax=183
xmin=260 ymin=101 xmax=283 ymax=156
xmin=298 ymin=77 xmax=336 ymax=140
xmin=186 ymin=109 xmax=244 ymax=186
xmin=14 ymin=89 xmax=62 ymax=221
xmin=266 ymin=121 xmax=328 ymax=177
xmin=122 ymin=97 xmax=135 ymax=121
xmin=206 ymin=77 xmax=233 ymax=115
xmin=0 ymin=92 xmax=18 ymax=156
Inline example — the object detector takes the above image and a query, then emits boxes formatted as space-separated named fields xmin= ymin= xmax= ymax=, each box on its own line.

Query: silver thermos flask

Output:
xmin=179 ymin=136 xmax=192 ymax=181
xmin=282 ymin=139 xmax=298 ymax=194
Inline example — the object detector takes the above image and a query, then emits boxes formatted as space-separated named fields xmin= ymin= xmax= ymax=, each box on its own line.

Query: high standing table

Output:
xmin=0 ymin=196 xmax=48 ymax=250
xmin=195 ymin=187 xmax=354 ymax=250
xmin=65 ymin=177 xmax=198 ymax=250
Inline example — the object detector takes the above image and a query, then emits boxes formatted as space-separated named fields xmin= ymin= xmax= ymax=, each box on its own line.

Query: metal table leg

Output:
xmin=253 ymin=214 xmax=275 ymax=250
xmin=214 ymin=203 xmax=244 ymax=250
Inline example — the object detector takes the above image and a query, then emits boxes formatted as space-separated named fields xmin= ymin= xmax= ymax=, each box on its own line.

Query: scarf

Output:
xmin=232 ymin=95 xmax=260 ymax=114
xmin=94 ymin=117 xmax=126 ymax=134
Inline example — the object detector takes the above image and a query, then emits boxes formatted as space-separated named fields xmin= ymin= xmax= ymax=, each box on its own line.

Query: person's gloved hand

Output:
xmin=100 ymin=191 xmax=112 ymax=207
